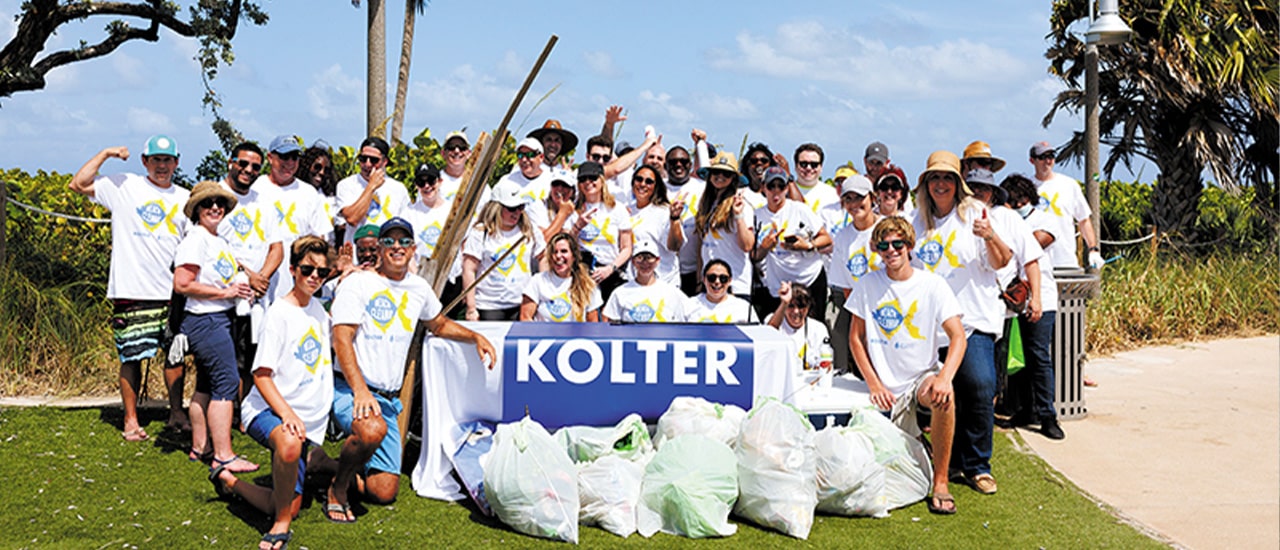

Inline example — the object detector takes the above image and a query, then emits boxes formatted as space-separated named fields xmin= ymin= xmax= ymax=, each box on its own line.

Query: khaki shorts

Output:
xmin=889 ymin=366 xmax=941 ymax=438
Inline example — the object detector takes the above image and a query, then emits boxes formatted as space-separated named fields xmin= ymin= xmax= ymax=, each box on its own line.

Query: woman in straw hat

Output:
xmin=173 ymin=181 xmax=259 ymax=477
xmin=911 ymin=151 xmax=1012 ymax=497
xmin=695 ymin=152 xmax=756 ymax=299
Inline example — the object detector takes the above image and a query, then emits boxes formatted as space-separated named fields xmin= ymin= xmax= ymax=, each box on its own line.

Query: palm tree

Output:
xmin=353 ymin=0 xmax=387 ymax=138
xmin=1043 ymin=0 xmax=1278 ymax=236
xmin=391 ymin=0 xmax=428 ymax=145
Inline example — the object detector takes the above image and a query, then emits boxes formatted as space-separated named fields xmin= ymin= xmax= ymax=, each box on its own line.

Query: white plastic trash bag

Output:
xmin=636 ymin=434 xmax=739 ymax=538
xmin=813 ymin=427 xmax=889 ymax=518
xmin=653 ymin=396 xmax=747 ymax=449
xmin=733 ymin=398 xmax=818 ymax=539
xmin=484 ymin=417 xmax=580 ymax=543
xmin=555 ymin=413 xmax=654 ymax=463
xmin=845 ymin=406 xmax=931 ymax=510
xmin=577 ymin=455 xmax=646 ymax=538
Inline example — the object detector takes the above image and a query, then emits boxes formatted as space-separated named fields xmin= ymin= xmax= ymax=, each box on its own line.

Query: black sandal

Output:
xmin=260 ymin=531 xmax=291 ymax=550
xmin=928 ymin=493 xmax=957 ymax=515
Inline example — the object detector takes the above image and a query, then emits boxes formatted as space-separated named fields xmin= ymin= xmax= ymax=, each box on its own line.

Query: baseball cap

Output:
xmin=379 ymin=217 xmax=413 ymax=238
xmin=353 ymin=224 xmax=380 ymax=241
xmin=144 ymin=135 xmax=179 ymax=158
xmin=491 ymin=180 xmax=527 ymax=208
xmin=633 ymin=239 xmax=660 ymax=258
xmin=444 ymin=131 xmax=468 ymax=147
xmin=614 ymin=140 xmax=633 ymax=157
xmin=864 ymin=141 xmax=889 ymax=163
xmin=833 ymin=165 xmax=858 ymax=182
xmin=577 ymin=161 xmax=604 ymax=181
xmin=414 ymin=163 xmax=440 ymax=183
xmin=269 ymin=134 xmax=302 ymax=155
xmin=1030 ymin=142 xmax=1055 ymax=158
xmin=840 ymin=174 xmax=874 ymax=197
xmin=516 ymin=137 xmax=544 ymax=154
xmin=762 ymin=166 xmax=789 ymax=185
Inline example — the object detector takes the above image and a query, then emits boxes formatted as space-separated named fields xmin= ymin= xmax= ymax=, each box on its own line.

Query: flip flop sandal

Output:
xmin=121 ymin=428 xmax=149 ymax=442
xmin=260 ymin=531 xmax=292 ymax=550
xmin=324 ymin=502 xmax=356 ymax=524
xmin=208 ymin=463 xmax=233 ymax=499
xmin=212 ymin=455 xmax=260 ymax=474
xmin=928 ymin=493 xmax=957 ymax=515
xmin=188 ymin=448 xmax=213 ymax=463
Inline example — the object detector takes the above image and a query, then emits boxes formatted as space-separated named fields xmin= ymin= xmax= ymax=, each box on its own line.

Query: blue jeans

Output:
xmin=946 ymin=331 xmax=997 ymax=476
xmin=1019 ymin=311 xmax=1058 ymax=422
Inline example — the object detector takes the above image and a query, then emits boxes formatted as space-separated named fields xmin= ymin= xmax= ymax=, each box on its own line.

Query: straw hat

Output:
xmin=916 ymin=150 xmax=973 ymax=198
xmin=697 ymin=152 xmax=748 ymax=186
xmin=184 ymin=181 xmax=238 ymax=220
xmin=962 ymin=140 xmax=1006 ymax=172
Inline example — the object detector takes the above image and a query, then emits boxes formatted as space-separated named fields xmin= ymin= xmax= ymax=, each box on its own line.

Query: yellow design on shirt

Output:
xmin=872 ymin=299 xmax=923 ymax=340
xmin=1040 ymin=191 xmax=1063 ymax=217
xmin=275 ymin=201 xmax=299 ymax=235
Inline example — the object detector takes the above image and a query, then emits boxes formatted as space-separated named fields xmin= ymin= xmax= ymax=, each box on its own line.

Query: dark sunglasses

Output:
xmin=968 ymin=158 xmax=994 ymax=167
xmin=764 ymin=181 xmax=788 ymax=191
xmin=589 ymin=153 xmax=611 ymax=162
xmin=875 ymin=239 xmax=910 ymax=252
xmin=416 ymin=178 xmax=438 ymax=188
xmin=633 ymin=176 xmax=656 ymax=186
xmin=296 ymin=264 xmax=332 ymax=278
xmin=276 ymin=152 xmax=300 ymax=162
xmin=379 ymin=237 xmax=414 ymax=247
xmin=797 ymin=161 xmax=821 ymax=169
xmin=876 ymin=183 xmax=903 ymax=192
xmin=705 ymin=273 xmax=730 ymax=284
xmin=443 ymin=143 xmax=468 ymax=152
xmin=1034 ymin=153 xmax=1055 ymax=161
xmin=516 ymin=151 xmax=539 ymax=160
xmin=357 ymin=154 xmax=383 ymax=164
xmin=310 ymin=161 xmax=330 ymax=173
xmin=749 ymin=156 xmax=771 ymax=165
xmin=234 ymin=159 xmax=262 ymax=171
xmin=198 ymin=197 xmax=230 ymax=210
xmin=503 ymin=204 xmax=526 ymax=213
xmin=668 ymin=158 xmax=691 ymax=167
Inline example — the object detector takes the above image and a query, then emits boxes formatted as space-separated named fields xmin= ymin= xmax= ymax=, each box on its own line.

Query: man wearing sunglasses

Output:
xmin=217 ymin=141 xmax=284 ymax=396
xmin=327 ymin=217 xmax=496 ymax=518
xmin=665 ymin=144 xmax=707 ymax=295
xmin=69 ymin=134 xmax=192 ymax=442
xmin=254 ymin=134 xmax=335 ymax=302
xmin=337 ymin=136 xmax=409 ymax=247
xmin=846 ymin=216 xmax=967 ymax=515
xmin=438 ymin=131 xmax=471 ymax=202
xmin=496 ymin=137 xmax=556 ymax=204
xmin=1028 ymin=142 xmax=1103 ymax=270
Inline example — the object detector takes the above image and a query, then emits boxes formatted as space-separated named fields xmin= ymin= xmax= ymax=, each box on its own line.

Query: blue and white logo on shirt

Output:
xmin=420 ymin=225 xmax=441 ymax=248
xmin=917 ymin=240 xmax=944 ymax=268
xmin=627 ymin=303 xmax=656 ymax=323
xmin=229 ymin=210 xmax=254 ymax=239
xmin=545 ymin=296 xmax=572 ymax=321
xmin=213 ymin=253 xmax=237 ymax=283
xmin=295 ymin=327 xmax=323 ymax=373
xmin=873 ymin=303 xmax=904 ymax=334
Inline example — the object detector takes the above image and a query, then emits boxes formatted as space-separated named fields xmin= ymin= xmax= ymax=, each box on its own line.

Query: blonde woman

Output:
xmin=520 ymin=232 xmax=602 ymax=322
xmin=569 ymin=161 xmax=633 ymax=302
xmin=462 ymin=181 xmax=547 ymax=320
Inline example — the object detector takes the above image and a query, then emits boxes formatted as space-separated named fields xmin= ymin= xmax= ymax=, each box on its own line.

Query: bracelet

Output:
xmin=670 ymin=215 xmax=680 ymax=221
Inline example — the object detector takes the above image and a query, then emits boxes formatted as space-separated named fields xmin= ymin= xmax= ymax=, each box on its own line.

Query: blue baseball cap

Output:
xmin=379 ymin=217 xmax=414 ymax=238
xmin=268 ymin=134 xmax=302 ymax=155
xmin=144 ymin=135 xmax=179 ymax=158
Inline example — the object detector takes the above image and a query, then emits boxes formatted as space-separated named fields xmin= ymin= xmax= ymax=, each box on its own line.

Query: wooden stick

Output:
xmin=397 ymin=35 xmax=559 ymax=452
xmin=441 ymin=234 xmax=529 ymax=315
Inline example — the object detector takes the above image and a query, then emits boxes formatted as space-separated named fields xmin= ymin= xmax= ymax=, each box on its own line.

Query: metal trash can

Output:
xmin=1053 ymin=269 xmax=1100 ymax=420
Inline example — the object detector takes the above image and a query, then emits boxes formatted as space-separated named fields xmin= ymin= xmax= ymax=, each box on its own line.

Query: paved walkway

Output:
xmin=1020 ymin=336 xmax=1280 ymax=550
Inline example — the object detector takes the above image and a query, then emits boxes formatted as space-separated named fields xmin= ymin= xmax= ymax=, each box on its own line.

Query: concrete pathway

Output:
xmin=1020 ymin=336 xmax=1280 ymax=550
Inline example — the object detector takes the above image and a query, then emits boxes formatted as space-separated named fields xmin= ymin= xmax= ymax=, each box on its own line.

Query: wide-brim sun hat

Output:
xmin=963 ymin=168 xmax=1008 ymax=205
xmin=962 ymin=140 xmax=1007 ymax=172
xmin=185 ymin=180 xmax=238 ymax=219
xmin=527 ymin=119 xmax=579 ymax=154
xmin=697 ymin=152 xmax=748 ymax=187
xmin=916 ymin=150 xmax=973 ymax=198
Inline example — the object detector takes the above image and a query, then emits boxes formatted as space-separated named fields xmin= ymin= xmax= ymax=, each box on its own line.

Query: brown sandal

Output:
xmin=928 ymin=493 xmax=957 ymax=515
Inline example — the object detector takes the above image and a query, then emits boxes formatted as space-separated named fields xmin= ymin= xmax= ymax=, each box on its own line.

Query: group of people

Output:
xmin=72 ymin=105 xmax=1102 ymax=545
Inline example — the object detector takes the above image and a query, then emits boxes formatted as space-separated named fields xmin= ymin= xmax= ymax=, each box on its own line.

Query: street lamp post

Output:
xmin=1084 ymin=0 xmax=1132 ymax=260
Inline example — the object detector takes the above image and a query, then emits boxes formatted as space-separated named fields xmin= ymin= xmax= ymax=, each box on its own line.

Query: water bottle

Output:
xmin=233 ymin=270 xmax=252 ymax=316
xmin=818 ymin=340 xmax=834 ymax=388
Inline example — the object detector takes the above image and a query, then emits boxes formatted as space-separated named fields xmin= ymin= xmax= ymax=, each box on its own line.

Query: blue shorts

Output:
xmin=181 ymin=310 xmax=238 ymax=401
xmin=332 ymin=377 xmax=402 ymax=476
xmin=246 ymin=411 xmax=310 ymax=496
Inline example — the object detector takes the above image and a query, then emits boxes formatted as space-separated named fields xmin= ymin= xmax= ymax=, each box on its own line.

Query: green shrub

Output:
xmin=0 ymin=265 xmax=115 ymax=396
xmin=1099 ymin=179 xmax=1276 ymax=252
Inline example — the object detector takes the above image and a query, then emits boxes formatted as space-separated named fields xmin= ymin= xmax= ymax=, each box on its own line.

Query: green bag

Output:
xmin=1006 ymin=320 xmax=1026 ymax=375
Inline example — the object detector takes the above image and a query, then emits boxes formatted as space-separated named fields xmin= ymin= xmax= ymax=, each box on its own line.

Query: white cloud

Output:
xmin=307 ymin=64 xmax=362 ymax=122
xmin=126 ymin=107 xmax=174 ymax=134
xmin=111 ymin=52 xmax=148 ymax=88
xmin=690 ymin=93 xmax=758 ymax=120
xmin=636 ymin=90 xmax=695 ymax=129
xmin=496 ymin=50 xmax=526 ymax=80
xmin=582 ymin=50 xmax=626 ymax=79
xmin=412 ymin=64 xmax=516 ymax=118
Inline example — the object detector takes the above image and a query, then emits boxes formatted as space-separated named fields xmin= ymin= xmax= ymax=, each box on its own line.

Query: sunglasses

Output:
xmin=416 ymin=178 xmax=438 ymax=188
xmin=198 ymin=197 xmax=230 ymax=210
xmin=234 ymin=159 xmax=262 ymax=171
xmin=797 ymin=161 xmax=821 ymax=169
xmin=786 ymin=301 xmax=811 ymax=310
xmin=296 ymin=264 xmax=332 ymax=278
xmin=516 ymin=151 xmax=539 ymax=160
xmin=705 ymin=273 xmax=730 ymax=284
xmin=578 ymin=176 xmax=600 ymax=185
xmin=379 ymin=237 xmax=414 ymax=248
xmin=276 ymin=152 xmax=300 ymax=162
xmin=444 ymin=143 xmax=468 ymax=152
xmin=668 ymin=158 xmax=691 ymax=167
xmin=875 ymin=239 xmax=910 ymax=252
xmin=749 ymin=156 xmax=771 ymax=165
xmin=589 ymin=153 xmax=610 ymax=162
xmin=968 ymin=158 xmax=994 ymax=167
xmin=503 ymin=204 xmax=526 ymax=213
xmin=310 ymin=162 xmax=330 ymax=173
xmin=633 ymin=176 xmax=656 ymax=186
xmin=357 ymin=154 xmax=383 ymax=164
xmin=764 ymin=181 xmax=788 ymax=191
xmin=1034 ymin=153 xmax=1055 ymax=161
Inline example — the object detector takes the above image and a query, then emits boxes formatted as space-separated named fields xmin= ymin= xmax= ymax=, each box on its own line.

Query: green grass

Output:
xmin=0 ymin=407 xmax=1166 ymax=549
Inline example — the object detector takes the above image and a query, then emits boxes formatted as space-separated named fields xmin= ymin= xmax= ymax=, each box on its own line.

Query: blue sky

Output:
xmin=1 ymin=0 xmax=1137 ymax=182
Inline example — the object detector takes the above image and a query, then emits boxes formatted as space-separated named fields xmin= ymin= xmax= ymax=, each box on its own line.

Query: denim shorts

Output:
xmin=246 ymin=410 xmax=310 ymax=496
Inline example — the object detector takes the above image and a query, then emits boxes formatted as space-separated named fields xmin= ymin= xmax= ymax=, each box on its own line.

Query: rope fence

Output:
xmin=5 ymin=196 xmax=110 ymax=223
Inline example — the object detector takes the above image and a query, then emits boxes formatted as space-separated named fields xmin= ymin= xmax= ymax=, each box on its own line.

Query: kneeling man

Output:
xmin=846 ymin=216 xmax=966 ymax=515
xmin=327 ymin=217 xmax=495 ymax=522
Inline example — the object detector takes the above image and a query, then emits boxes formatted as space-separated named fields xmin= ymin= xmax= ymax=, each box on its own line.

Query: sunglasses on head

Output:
xmin=198 ymin=197 xmax=230 ymax=210
xmin=516 ymin=150 xmax=539 ymax=160
xmin=379 ymin=236 xmax=414 ymax=248
xmin=875 ymin=239 xmax=910 ymax=252
xmin=296 ymin=264 xmax=332 ymax=278
xmin=234 ymin=159 xmax=262 ymax=171
xmin=705 ymin=273 xmax=730 ymax=284
xmin=797 ymin=161 xmax=821 ymax=169
xmin=444 ymin=143 xmax=467 ymax=152
xmin=357 ymin=154 xmax=382 ymax=165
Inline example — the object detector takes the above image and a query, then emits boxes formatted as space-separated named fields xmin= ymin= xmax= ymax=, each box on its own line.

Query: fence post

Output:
xmin=1 ymin=178 xmax=7 ymax=267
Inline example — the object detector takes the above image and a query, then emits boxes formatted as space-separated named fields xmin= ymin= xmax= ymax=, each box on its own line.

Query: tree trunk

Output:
xmin=391 ymin=0 xmax=415 ymax=145
xmin=1149 ymin=128 xmax=1205 ymax=237
xmin=366 ymin=0 xmax=386 ymax=139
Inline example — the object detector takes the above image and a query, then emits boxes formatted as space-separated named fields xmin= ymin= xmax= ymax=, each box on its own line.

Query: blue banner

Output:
xmin=502 ymin=323 xmax=755 ymax=430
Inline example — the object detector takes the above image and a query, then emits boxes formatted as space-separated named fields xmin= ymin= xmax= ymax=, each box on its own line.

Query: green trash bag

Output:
xmin=554 ymin=413 xmax=654 ymax=463
xmin=484 ymin=417 xmax=580 ymax=543
xmin=636 ymin=434 xmax=739 ymax=538
xmin=1006 ymin=318 xmax=1026 ymax=375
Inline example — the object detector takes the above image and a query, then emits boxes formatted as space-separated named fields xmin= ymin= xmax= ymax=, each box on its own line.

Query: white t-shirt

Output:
xmin=569 ymin=201 xmax=632 ymax=270
xmin=241 ymin=298 xmax=333 ymax=446
xmin=1034 ymin=172 xmax=1091 ymax=268
xmin=700 ymin=207 xmax=756 ymax=296
xmin=522 ymin=271 xmax=603 ymax=322
xmin=219 ymin=181 xmax=281 ymax=273
xmin=330 ymin=271 xmax=442 ymax=392
xmin=846 ymin=268 xmax=963 ymax=397
xmin=828 ymin=219 xmax=883 ymax=290
xmin=402 ymin=198 xmax=462 ymax=282
xmin=497 ymin=168 xmax=555 ymax=204
xmin=991 ymin=206 xmax=1047 ymax=318
xmin=911 ymin=203 xmax=1004 ymax=336
xmin=797 ymin=181 xmax=843 ymax=231
xmin=462 ymin=226 xmax=546 ymax=310
xmin=667 ymin=177 xmax=706 ymax=274
xmin=90 ymin=173 xmax=190 ymax=300
xmin=335 ymin=173 xmax=411 ymax=244
xmin=1022 ymin=209 xmax=1059 ymax=312
xmin=252 ymin=176 xmax=335 ymax=246
xmin=688 ymin=293 xmax=753 ymax=323
xmin=173 ymin=227 xmax=239 ymax=314
xmin=602 ymin=280 xmax=692 ymax=322
xmin=755 ymin=200 xmax=826 ymax=294
xmin=627 ymin=202 xmax=678 ymax=285
xmin=440 ymin=171 xmax=463 ymax=203
xmin=765 ymin=313 xmax=830 ymax=369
